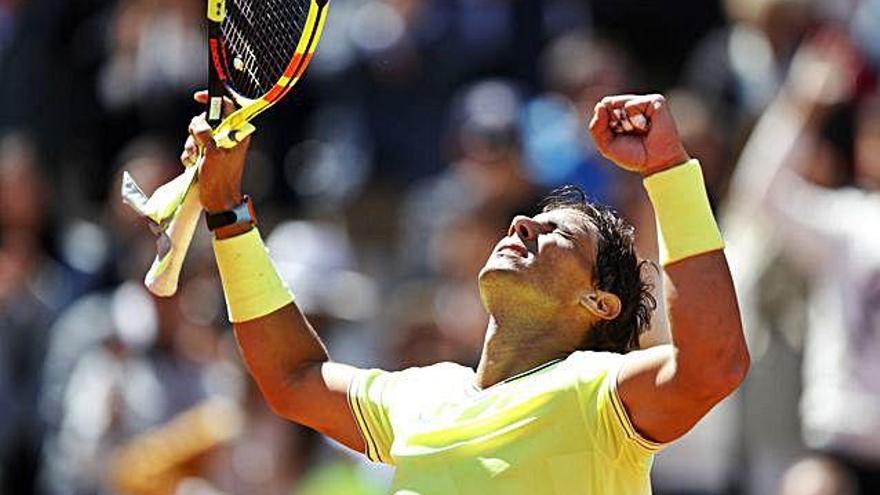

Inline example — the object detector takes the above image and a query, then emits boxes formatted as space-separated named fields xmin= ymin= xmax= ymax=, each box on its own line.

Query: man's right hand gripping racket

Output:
xmin=122 ymin=0 xmax=329 ymax=297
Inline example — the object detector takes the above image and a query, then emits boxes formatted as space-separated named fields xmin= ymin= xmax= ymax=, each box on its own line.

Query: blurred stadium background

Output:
xmin=1 ymin=0 xmax=879 ymax=493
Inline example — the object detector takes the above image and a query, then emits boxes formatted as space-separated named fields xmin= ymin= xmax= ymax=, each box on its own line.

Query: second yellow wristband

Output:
xmin=643 ymin=159 xmax=724 ymax=266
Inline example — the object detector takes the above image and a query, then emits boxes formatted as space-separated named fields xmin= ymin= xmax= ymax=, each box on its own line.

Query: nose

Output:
xmin=509 ymin=215 xmax=541 ymax=241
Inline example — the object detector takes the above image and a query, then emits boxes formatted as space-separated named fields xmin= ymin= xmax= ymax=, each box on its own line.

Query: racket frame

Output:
xmin=206 ymin=0 xmax=329 ymax=140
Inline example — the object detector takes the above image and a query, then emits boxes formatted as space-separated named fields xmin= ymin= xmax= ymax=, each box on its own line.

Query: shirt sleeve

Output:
xmin=347 ymin=368 xmax=397 ymax=465
xmin=572 ymin=352 xmax=667 ymax=465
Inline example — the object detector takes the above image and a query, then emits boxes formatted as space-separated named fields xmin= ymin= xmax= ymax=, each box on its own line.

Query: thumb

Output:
xmin=193 ymin=90 xmax=209 ymax=104
xmin=588 ymin=102 xmax=613 ymax=156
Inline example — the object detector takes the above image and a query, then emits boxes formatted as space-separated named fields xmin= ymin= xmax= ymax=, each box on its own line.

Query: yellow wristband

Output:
xmin=643 ymin=159 xmax=724 ymax=266
xmin=212 ymin=228 xmax=294 ymax=322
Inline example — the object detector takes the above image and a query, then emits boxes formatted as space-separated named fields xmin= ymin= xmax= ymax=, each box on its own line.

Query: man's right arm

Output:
xmin=232 ymin=305 xmax=366 ymax=453
xmin=185 ymin=103 xmax=366 ymax=454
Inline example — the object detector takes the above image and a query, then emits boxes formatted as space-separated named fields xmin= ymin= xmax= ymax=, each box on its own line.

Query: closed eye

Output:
xmin=548 ymin=222 xmax=573 ymax=238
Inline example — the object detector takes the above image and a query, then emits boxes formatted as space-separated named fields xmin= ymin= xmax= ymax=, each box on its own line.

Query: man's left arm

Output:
xmin=589 ymin=94 xmax=750 ymax=444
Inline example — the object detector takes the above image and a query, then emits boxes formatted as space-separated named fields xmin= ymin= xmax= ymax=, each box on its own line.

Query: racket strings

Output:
xmin=221 ymin=0 xmax=310 ymax=99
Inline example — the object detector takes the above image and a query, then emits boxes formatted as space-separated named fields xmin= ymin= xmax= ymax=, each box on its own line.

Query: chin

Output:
xmin=479 ymin=258 xmax=519 ymax=283
xmin=478 ymin=261 xmax=522 ymax=304
xmin=481 ymin=251 xmax=528 ymax=273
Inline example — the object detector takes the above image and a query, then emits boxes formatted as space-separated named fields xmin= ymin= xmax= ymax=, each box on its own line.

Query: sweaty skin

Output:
xmin=187 ymin=92 xmax=748 ymax=453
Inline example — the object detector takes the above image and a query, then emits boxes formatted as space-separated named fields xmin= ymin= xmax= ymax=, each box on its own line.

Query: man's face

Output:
xmin=478 ymin=208 xmax=597 ymax=310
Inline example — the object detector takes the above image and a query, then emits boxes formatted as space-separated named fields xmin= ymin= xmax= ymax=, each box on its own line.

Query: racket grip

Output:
xmin=145 ymin=184 xmax=203 ymax=297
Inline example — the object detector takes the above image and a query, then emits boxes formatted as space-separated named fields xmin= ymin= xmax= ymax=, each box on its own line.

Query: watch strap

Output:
xmin=205 ymin=196 xmax=257 ymax=231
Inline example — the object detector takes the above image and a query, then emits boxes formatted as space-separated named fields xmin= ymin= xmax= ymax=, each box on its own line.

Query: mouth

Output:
xmin=495 ymin=243 xmax=529 ymax=258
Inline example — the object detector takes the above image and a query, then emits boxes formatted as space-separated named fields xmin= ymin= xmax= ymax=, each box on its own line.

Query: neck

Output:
xmin=474 ymin=311 xmax=572 ymax=389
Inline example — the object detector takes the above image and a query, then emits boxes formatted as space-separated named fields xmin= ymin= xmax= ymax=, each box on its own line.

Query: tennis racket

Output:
xmin=206 ymin=0 xmax=330 ymax=144
xmin=132 ymin=0 xmax=329 ymax=297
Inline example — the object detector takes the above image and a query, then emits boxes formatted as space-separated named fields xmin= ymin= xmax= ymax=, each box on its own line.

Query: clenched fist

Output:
xmin=588 ymin=94 xmax=690 ymax=176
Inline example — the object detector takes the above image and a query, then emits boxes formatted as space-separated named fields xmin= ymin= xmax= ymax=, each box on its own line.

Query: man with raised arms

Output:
xmin=184 ymin=92 xmax=749 ymax=494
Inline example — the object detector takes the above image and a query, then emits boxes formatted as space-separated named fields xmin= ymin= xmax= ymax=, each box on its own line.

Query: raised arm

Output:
xmin=589 ymin=94 xmax=749 ymax=443
xmin=186 ymin=100 xmax=365 ymax=453
xmin=725 ymin=32 xmax=860 ymax=269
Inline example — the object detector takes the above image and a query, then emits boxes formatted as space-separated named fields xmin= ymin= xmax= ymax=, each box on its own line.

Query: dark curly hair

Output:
xmin=541 ymin=185 xmax=657 ymax=354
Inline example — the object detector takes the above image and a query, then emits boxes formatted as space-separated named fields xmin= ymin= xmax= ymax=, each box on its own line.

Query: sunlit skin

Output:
xmin=187 ymin=92 xmax=749 ymax=456
xmin=475 ymin=208 xmax=622 ymax=389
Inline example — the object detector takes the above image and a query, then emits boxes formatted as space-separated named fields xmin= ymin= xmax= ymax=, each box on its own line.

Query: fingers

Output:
xmin=595 ymin=94 xmax=665 ymax=135
xmin=622 ymin=97 xmax=659 ymax=133
xmin=193 ymin=90 xmax=237 ymax=117
xmin=188 ymin=113 xmax=215 ymax=150
xmin=588 ymin=101 xmax=613 ymax=154
xmin=611 ymin=107 xmax=646 ymax=133
xmin=598 ymin=94 xmax=642 ymax=108
xmin=180 ymin=134 xmax=200 ymax=167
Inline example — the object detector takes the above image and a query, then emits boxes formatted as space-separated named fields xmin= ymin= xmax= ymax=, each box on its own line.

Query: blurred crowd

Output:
xmin=1 ymin=0 xmax=880 ymax=493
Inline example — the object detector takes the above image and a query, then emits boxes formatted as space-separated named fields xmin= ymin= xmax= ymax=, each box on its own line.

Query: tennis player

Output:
xmin=185 ymin=93 xmax=749 ymax=494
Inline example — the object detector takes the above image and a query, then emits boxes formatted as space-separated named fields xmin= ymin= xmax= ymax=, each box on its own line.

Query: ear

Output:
xmin=579 ymin=290 xmax=622 ymax=321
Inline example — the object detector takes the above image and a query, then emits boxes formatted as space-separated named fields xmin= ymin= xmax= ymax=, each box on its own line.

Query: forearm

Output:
xmin=212 ymin=225 xmax=330 ymax=413
xmin=664 ymin=253 xmax=748 ymax=396
xmin=645 ymin=162 xmax=748 ymax=396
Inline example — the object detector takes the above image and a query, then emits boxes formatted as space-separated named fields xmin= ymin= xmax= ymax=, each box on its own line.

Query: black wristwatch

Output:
xmin=205 ymin=195 xmax=257 ymax=231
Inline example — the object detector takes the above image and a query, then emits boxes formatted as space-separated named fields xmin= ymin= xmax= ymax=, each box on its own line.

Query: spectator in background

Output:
xmin=522 ymin=31 xmax=635 ymax=204
xmin=98 ymin=0 xmax=204 ymax=115
xmin=38 ymin=142 xmax=218 ymax=495
xmin=851 ymin=0 xmax=880 ymax=70
xmin=266 ymin=219 xmax=381 ymax=367
xmin=341 ymin=0 xmax=525 ymax=182
xmin=0 ymin=0 xmax=19 ymax=59
xmin=728 ymin=29 xmax=880 ymax=493
xmin=400 ymin=79 xmax=542 ymax=277
xmin=683 ymin=0 xmax=818 ymax=130
xmin=778 ymin=456 xmax=857 ymax=495
xmin=0 ymin=132 xmax=68 ymax=495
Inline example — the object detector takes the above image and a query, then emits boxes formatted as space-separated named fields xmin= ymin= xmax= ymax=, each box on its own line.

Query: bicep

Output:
xmin=616 ymin=345 xmax=718 ymax=444
xmin=230 ymin=304 xmax=368 ymax=454
xmin=273 ymin=361 xmax=367 ymax=454
xmin=618 ymin=252 xmax=747 ymax=443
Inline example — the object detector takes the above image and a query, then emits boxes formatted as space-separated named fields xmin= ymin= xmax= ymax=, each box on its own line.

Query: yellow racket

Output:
xmin=207 ymin=0 xmax=329 ymax=145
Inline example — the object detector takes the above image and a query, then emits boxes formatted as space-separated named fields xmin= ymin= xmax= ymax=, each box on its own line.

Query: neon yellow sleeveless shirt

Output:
xmin=347 ymin=351 xmax=665 ymax=494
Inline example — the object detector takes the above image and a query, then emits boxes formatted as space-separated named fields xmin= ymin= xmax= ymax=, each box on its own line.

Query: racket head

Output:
xmin=207 ymin=0 xmax=329 ymax=140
